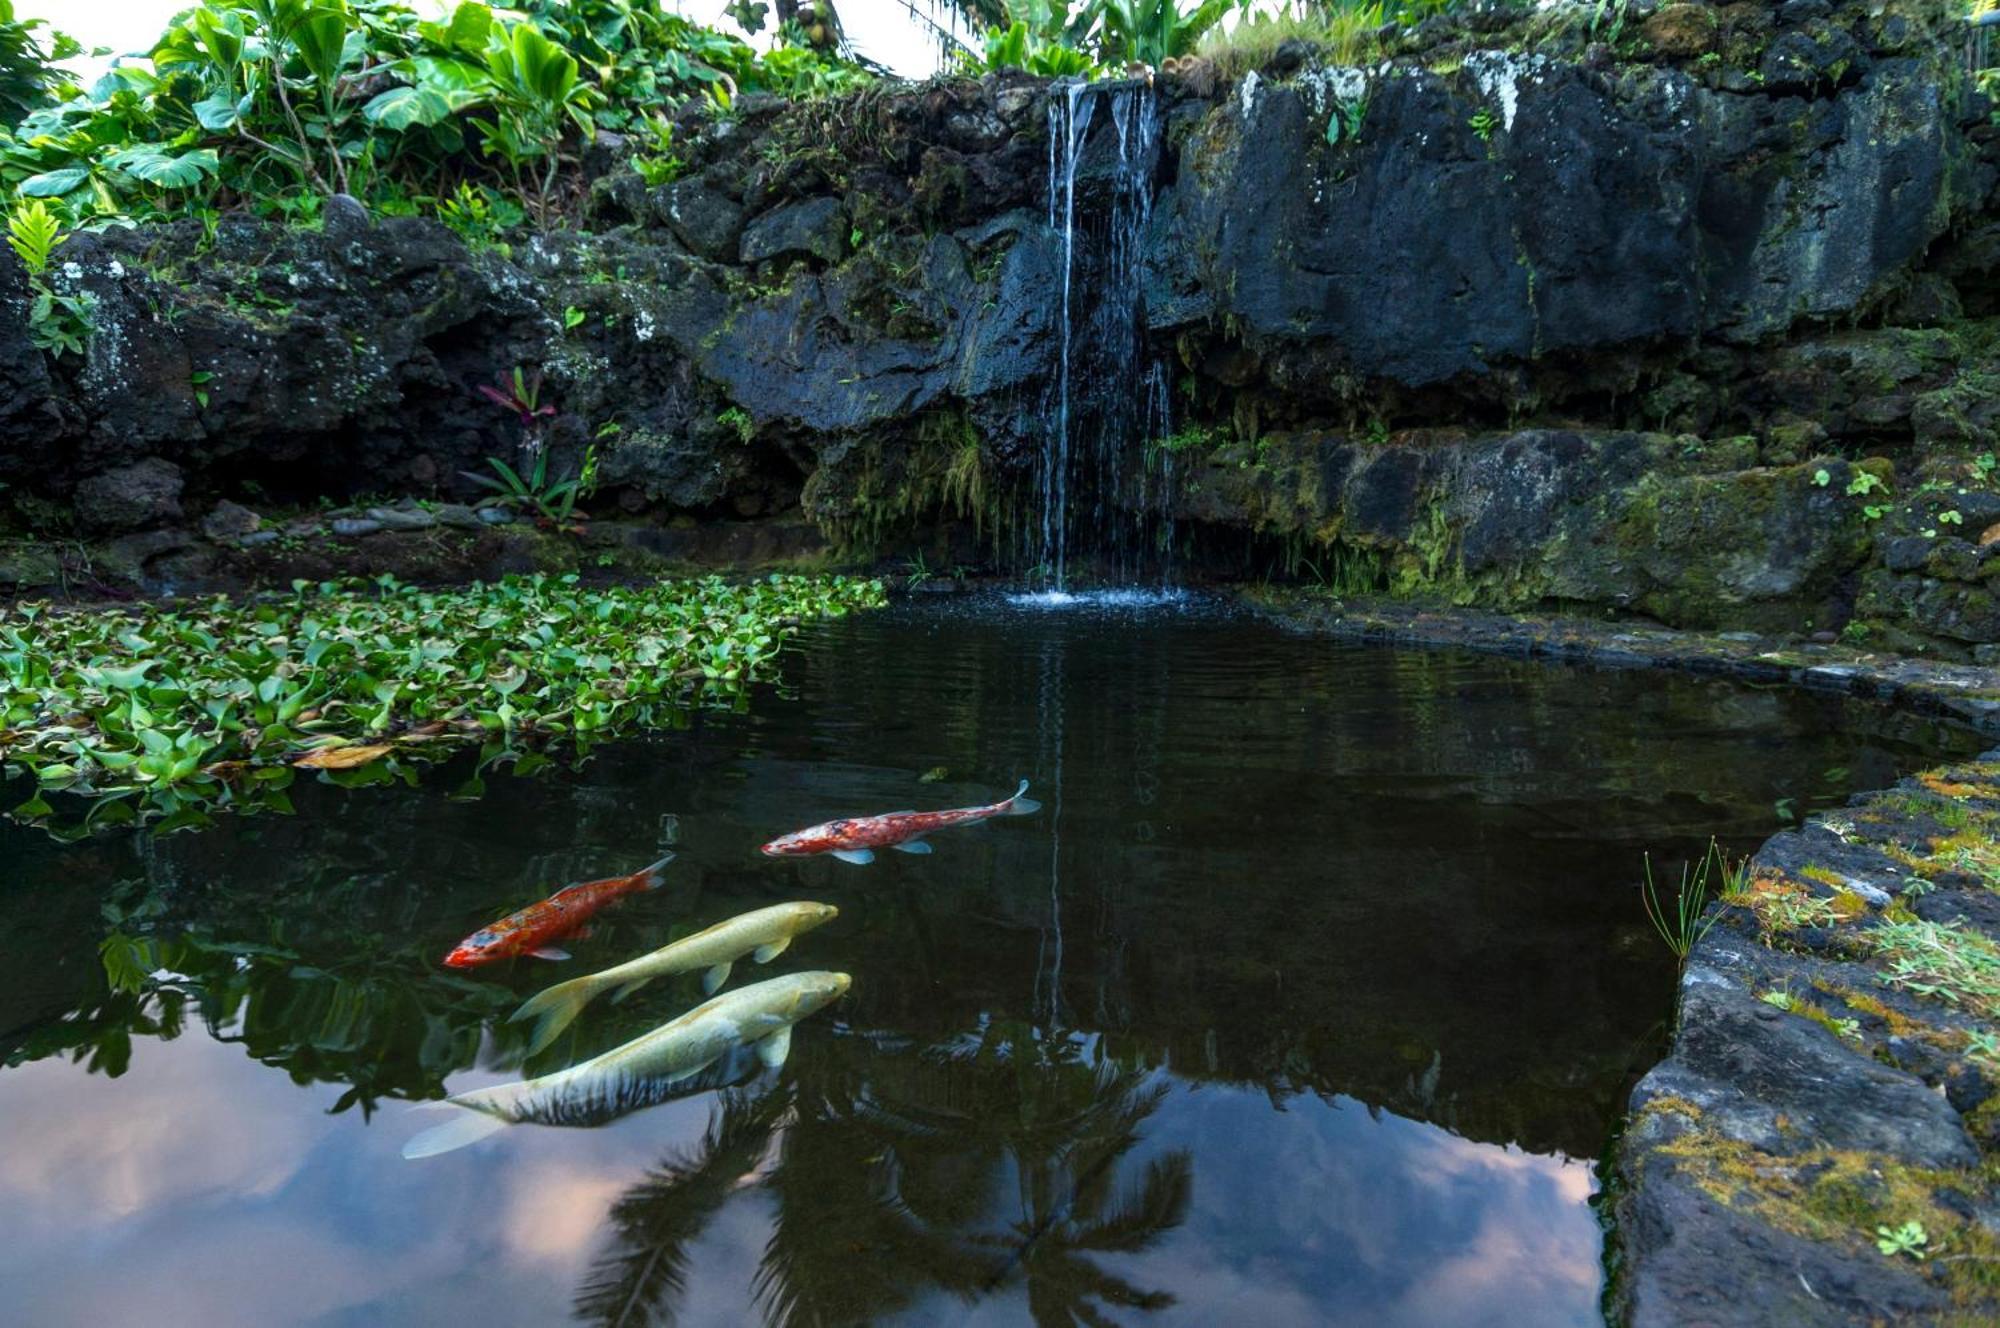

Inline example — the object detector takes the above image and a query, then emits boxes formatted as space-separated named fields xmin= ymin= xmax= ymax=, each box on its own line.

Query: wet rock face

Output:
xmin=1176 ymin=429 xmax=1877 ymax=631
xmin=1156 ymin=55 xmax=1960 ymax=385
xmin=0 ymin=8 xmax=1993 ymax=630
xmin=74 ymin=458 xmax=185 ymax=532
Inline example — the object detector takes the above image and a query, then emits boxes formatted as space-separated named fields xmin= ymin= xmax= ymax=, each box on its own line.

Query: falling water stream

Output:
xmin=1034 ymin=80 xmax=1172 ymax=593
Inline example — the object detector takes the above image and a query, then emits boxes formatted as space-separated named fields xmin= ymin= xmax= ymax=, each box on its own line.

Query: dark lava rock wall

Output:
xmin=1612 ymin=756 xmax=2000 ymax=1328
xmin=3 ymin=0 xmax=1998 ymax=648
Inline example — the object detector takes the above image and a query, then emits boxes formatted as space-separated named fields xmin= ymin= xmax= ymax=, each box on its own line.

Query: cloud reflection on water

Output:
xmin=0 ymin=1027 xmax=1599 ymax=1327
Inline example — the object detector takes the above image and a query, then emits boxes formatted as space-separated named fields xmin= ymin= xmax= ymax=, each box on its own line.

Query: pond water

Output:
xmin=0 ymin=596 xmax=1979 ymax=1327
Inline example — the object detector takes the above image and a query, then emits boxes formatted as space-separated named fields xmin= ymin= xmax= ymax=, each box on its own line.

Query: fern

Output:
xmin=6 ymin=198 xmax=62 ymax=276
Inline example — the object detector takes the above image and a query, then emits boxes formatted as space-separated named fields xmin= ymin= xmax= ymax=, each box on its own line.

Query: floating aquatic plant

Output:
xmin=0 ymin=572 xmax=884 ymax=836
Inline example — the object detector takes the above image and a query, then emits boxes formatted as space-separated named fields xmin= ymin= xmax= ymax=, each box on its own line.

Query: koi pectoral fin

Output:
xmin=702 ymin=962 xmax=734 ymax=995
xmin=832 ymin=849 xmax=875 ymax=865
xmin=752 ymin=939 xmax=790 ymax=963
xmin=754 ymin=1026 xmax=793 ymax=1070
xmin=530 ymin=947 xmax=572 ymax=961
xmin=402 ymin=1109 xmax=509 ymax=1160
xmin=891 ymin=840 xmax=932 ymax=855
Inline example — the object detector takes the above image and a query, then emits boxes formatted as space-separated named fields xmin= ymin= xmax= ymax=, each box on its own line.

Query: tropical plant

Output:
xmin=629 ymin=113 xmax=683 ymax=187
xmin=5 ymin=196 xmax=92 ymax=355
xmin=973 ymin=20 xmax=1101 ymax=76
xmin=434 ymin=180 xmax=522 ymax=247
xmin=0 ymin=0 xmax=872 ymax=229
xmin=0 ymin=0 xmax=79 ymax=128
xmin=962 ymin=0 xmax=1104 ymax=76
xmin=476 ymin=364 xmax=556 ymax=461
xmin=470 ymin=19 xmax=592 ymax=220
xmin=1098 ymin=0 xmax=1234 ymax=67
xmin=462 ymin=452 xmax=584 ymax=527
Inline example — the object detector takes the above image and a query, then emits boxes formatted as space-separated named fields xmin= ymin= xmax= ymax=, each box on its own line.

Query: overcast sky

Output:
xmin=16 ymin=0 xmax=976 ymax=83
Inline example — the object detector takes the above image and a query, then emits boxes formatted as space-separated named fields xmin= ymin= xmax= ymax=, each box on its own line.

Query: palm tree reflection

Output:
xmin=576 ymin=1020 xmax=1193 ymax=1327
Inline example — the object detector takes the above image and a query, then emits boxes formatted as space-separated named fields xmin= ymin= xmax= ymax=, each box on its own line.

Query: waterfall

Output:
xmin=1032 ymin=80 xmax=1170 ymax=592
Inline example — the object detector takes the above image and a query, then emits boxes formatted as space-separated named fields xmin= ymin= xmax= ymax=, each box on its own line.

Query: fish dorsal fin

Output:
xmin=883 ymin=810 xmax=918 ymax=817
xmin=752 ymin=938 xmax=790 ymax=963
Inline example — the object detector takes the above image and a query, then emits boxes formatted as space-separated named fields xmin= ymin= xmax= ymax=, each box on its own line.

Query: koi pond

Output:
xmin=0 ymin=595 xmax=1979 ymax=1326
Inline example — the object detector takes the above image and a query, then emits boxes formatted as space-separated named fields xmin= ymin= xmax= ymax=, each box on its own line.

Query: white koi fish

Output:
xmin=507 ymin=902 xmax=840 ymax=1055
xmin=403 ymin=971 xmax=851 ymax=1159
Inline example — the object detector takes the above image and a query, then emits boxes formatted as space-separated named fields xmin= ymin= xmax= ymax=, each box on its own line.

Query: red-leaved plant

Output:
xmin=478 ymin=367 xmax=556 ymax=459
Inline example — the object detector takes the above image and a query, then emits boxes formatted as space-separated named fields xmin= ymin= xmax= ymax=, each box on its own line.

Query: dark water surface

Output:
xmin=0 ymin=595 xmax=1979 ymax=1327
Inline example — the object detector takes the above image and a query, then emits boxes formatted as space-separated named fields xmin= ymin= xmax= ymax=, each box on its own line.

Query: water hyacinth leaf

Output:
xmin=293 ymin=743 xmax=394 ymax=769
xmin=1 ymin=574 xmax=883 ymax=833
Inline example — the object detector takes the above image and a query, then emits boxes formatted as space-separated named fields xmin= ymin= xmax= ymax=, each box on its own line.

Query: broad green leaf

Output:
xmin=362 ymin=84 xmax=453 ymax=130
xmin=16 ymin=167 xmax=89 ymax=197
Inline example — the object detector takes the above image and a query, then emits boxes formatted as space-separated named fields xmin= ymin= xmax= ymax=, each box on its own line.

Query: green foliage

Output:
xmin=1640 ymin=839 xmax=1739 ymax=964
xmin=972 ymin=20 xmax=1101 ymax=76
xmin=1325 ymin=88 xmax=1367 ymax=144
xmin=964 ymin=0 xmax=1104 ymax=75
xmin=630 ymin=113 xmax=683 ymax=188
xmin=5 ymin=196 xmax=92 ymax=356
xmin=0 ymin=0 xmax=871 ymax=229
xmin=1468 ymin=107 xmax=1496 ymax=141
xmin=0 ymin=572 xmax=887 ymax=834
xmin=1098 ymin=0 xmax=1234 ymax=67
xmin=4 ymin=189 xmax=55 ymax=270
xmin=0 ymin=0 xmax=81 ymax=129
xmin=1875 ymin=1220 xmax=1928 ymax=1260
xmin=462 ymin=452 xmax=584 ymax=527
xmin=434 ymin=181 xmax=522 ymax=248
xmin=1868 ymin=916 xmax=2000 ymax=1021
xmin=1589 ymin=0 xmax=1631 ymax=43
xmin=1201 ymin=3 xmax=1376 ymax=74
xmin=717 ymin=405 xmax=756 ymax=443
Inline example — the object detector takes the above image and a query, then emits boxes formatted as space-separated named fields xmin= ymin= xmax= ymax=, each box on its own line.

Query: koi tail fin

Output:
xmin=1004 ymin=779 xmax=1041 ymax=816
xmin=508 ymin=973 xmax=606 ymax=1057
xmin=629 ymin=853 xmax=675 ymax=890
xmin=401 ymin=1104 xmax=511 ymax=1159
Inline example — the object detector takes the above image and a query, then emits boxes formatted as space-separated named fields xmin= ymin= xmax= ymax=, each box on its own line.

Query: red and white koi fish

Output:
xmin=760 ymin=780 xmax=1041 ymax=865
xmin=442 ymin=855 xmax=673 ymax=968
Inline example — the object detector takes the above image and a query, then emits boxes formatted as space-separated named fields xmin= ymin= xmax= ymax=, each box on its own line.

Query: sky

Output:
xmin=15 ymin=0 xmax=981 ymax=83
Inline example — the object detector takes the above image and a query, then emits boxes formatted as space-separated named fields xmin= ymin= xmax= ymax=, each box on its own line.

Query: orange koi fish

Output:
xmin=760 ymin=781 xmax=1040 ymax=865
xmin=443 ymin=855 xmax=673 ymax=968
